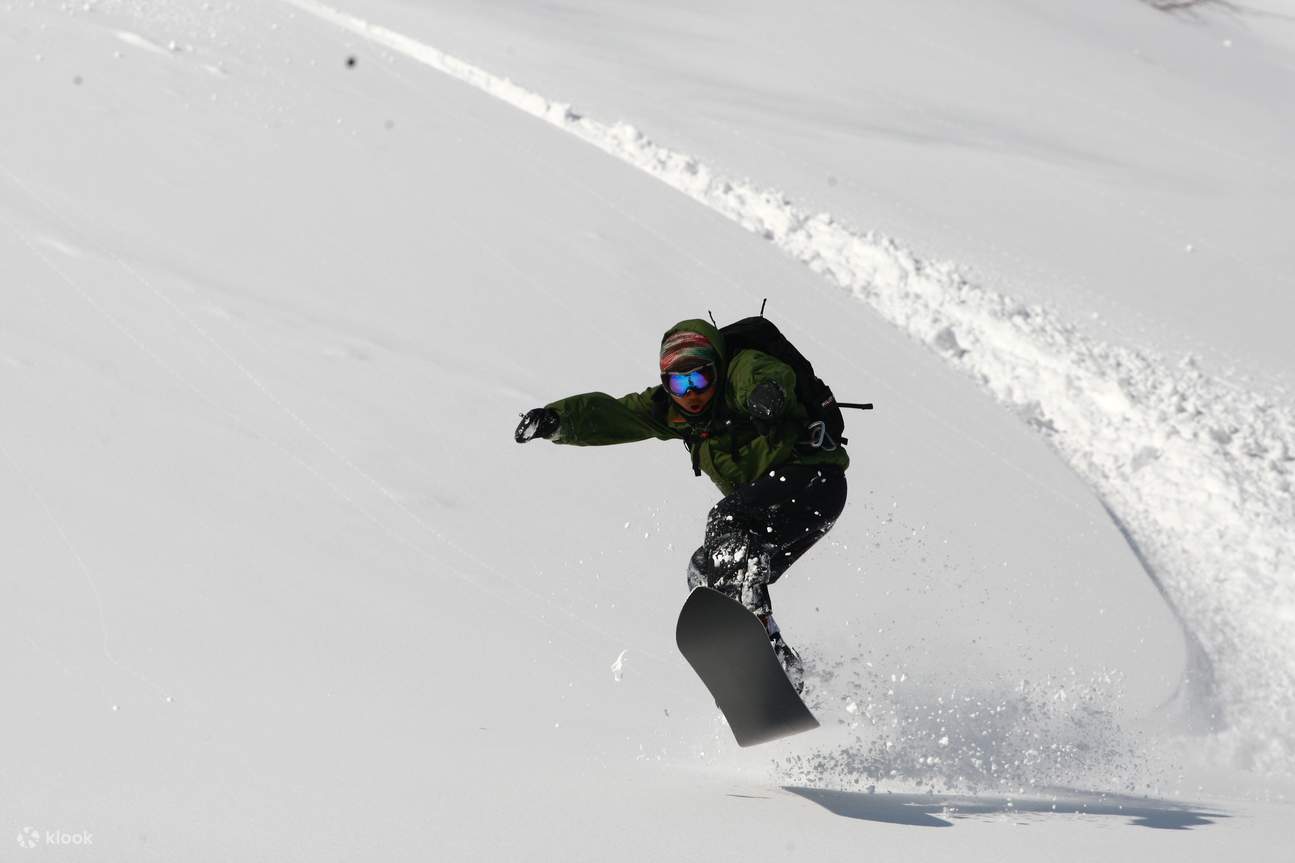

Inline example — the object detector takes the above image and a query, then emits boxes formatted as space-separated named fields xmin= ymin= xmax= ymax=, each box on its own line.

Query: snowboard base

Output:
xmin=675 ymin=587 xmax=819 ymax=747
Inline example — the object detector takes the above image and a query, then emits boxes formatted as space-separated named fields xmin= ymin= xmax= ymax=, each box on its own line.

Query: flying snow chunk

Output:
xmin=610 ymin=649 xmax=629 ymax=682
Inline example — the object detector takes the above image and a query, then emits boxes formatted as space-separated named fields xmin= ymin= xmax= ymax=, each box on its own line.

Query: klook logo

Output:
xmin=14 ymin=827 xmax=94 ymax=849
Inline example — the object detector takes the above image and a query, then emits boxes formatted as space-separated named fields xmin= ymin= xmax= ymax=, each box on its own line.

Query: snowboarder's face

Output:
xmin=671 ymin=382 xmax=716 ymax=414
xmin=663 ymin=363 xmax=718 ymax=414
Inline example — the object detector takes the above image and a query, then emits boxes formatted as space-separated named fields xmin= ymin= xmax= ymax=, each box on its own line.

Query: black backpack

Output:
xmin=719 ymin=314 xmax=870 ymax=449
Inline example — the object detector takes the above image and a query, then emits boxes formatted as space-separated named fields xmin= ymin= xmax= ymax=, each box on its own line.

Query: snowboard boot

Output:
xmin=762 ymin=615 xmax=805 ymax=694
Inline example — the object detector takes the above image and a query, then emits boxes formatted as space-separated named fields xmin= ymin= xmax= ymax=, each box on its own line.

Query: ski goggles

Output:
xmin=661 ymin=364 xmax=716 ymax=397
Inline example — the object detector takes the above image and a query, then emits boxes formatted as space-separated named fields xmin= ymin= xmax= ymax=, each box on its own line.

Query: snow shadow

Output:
xmin=783 ymin=786 xmax=1227 ymax=830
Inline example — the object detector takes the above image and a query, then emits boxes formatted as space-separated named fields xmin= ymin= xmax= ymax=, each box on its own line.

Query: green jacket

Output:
xmin=546 ymin=319 xmax=849 ymax=495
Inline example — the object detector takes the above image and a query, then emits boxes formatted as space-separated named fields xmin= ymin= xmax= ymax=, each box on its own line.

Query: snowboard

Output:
xmin=675 ymin=586 xmax=819 ymax=747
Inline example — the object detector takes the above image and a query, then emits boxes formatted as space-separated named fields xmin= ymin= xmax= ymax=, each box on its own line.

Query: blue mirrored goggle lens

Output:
xmin=664 ymin=366 xmax=714 ymax=396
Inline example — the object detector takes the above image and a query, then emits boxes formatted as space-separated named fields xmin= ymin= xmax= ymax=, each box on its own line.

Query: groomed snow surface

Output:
xmin=3 ymin=0 xmax=1293 ymax=860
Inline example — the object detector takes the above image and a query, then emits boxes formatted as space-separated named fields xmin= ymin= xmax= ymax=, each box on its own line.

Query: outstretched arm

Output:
xmin=515 ymin=387 xmax=674 ymax=446
xmin=548 ymin=387 xmax=674 ymax=445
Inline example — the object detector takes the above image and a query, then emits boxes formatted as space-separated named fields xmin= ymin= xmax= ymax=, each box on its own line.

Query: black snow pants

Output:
xmin=686 ymin=464 xmax=847 ymax=617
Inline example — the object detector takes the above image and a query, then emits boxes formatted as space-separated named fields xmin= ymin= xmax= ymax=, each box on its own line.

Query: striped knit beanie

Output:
xmin=659 ymin=330 xmax=719 ymax=374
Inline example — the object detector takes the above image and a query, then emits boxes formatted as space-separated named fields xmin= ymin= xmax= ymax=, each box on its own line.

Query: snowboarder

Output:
xmin=514 ymin=318 xmax=849 ymax=691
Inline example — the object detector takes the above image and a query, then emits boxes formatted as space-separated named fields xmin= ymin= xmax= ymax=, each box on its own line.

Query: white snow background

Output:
xmin=2 ymin=0 xmax=1293 ymax=859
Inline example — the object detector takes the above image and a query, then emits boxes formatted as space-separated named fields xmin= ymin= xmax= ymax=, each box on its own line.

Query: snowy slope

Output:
xmin=367 ymin=0 xmax=1295 ymax=382
xmin=1 ymin=0 xmax=1291 ymax=860
xmin=283 ymin=0 xmax=1295 ymax=775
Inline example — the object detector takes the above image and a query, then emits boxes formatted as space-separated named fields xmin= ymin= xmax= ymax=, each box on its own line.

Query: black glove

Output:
xmin=746 ymin=380 xmax=786 ymax=422
xmin=514 ymin=407 xmax=560 ymax=443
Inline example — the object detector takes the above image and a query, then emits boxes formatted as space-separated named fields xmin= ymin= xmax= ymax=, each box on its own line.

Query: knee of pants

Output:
xmin=707 ymin=530 xmax=753 ymax=580
xmin=690 ymin=532 xmax=756 ymax=587
xmin=712 ymin=540 xmax=779 ymax=593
